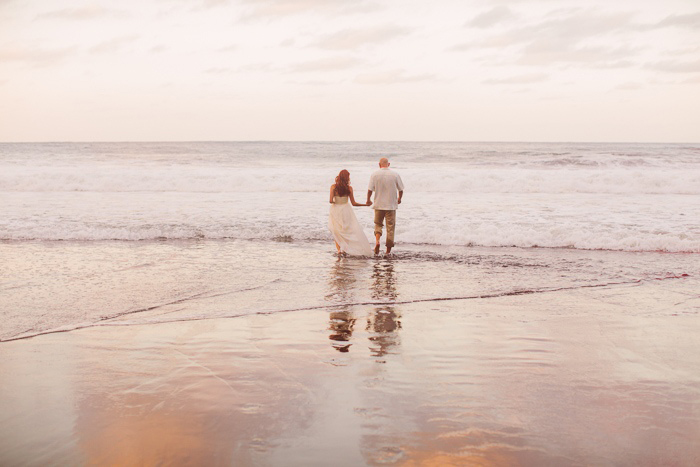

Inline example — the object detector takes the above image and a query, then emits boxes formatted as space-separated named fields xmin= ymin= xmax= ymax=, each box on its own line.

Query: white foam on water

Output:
xmin=2 ymin=142 xmax=699 ymax=252
xmin=2 ymin=165 xmax=700 ymax=195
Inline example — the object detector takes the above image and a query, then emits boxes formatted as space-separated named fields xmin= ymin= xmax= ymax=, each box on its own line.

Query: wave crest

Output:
xmin=2 ymin=166 xmax=700 ymax=195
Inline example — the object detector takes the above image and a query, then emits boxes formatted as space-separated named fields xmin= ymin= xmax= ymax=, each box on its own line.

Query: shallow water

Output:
xmin=1 ymin=251 xmax=698 ymax=465
xmin=2 ymin=239 xmax=698 ymax=342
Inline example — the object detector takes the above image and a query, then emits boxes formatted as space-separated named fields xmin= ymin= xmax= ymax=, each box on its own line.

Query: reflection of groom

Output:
xmin=368 ymin=261 xmax=400 ymax=358
xmin=366 ymin=157 xmax=404 ymax=255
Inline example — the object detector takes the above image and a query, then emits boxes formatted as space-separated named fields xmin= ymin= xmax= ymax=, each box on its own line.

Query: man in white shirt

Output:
xmin=366 ymin=157 xmax=404 ymax=255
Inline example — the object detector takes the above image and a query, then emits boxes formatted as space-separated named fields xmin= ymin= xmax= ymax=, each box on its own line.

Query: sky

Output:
xmin=1 ymin=0 xmax=699 ymax=142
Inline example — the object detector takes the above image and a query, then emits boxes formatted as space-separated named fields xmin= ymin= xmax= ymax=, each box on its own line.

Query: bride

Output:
xmin=328 ymin=169 xmax=373 ymax=256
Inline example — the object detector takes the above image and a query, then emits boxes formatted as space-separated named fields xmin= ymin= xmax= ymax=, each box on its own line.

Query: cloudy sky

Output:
xmin=1 ymin=0 xmax=698 ymax=142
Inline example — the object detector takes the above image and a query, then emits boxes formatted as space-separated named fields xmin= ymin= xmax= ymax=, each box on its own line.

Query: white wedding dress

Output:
xmin=328 ymin=196 xmax=373 ymax=256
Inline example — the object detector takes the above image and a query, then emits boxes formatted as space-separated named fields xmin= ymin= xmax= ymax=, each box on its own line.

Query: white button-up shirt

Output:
xmin=368 ymin=168 xmax=404 ymax=210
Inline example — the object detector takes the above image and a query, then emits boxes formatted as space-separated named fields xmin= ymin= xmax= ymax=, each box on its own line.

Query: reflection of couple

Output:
xmin=327 ymin=258 xmax=401 ymax=356
xmin=328 ymin=157 xmax=405 ymax=257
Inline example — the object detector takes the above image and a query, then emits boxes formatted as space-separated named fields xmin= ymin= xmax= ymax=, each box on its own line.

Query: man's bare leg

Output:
xmin=374 ymin=233 xmax=381 ymax=255
xmin=386 ymin=245 xmax=392 ymax=255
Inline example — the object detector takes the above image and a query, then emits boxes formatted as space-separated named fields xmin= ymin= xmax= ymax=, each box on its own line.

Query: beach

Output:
xmin=2 ymin=239 xmax=699 ymax=466
xmin=2 ymin=141 xmax=700 ymax=465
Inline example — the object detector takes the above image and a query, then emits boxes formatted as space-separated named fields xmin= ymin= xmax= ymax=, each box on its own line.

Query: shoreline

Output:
xmin=1 ymin=271 xmax=692 ymax=345
xmin=2 ymin=239 xmax=698 ymax=342
xmin=2 ymin=237 xmax=699 ymax=255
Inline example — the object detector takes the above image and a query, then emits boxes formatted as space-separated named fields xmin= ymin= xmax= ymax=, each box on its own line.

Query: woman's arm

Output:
xmin=329 ymin=184 xmax=336 ymax=204
xmin=348 ymin=186 xmax=370 ymax=206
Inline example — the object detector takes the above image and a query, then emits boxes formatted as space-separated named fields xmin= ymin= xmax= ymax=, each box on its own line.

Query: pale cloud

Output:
xmin=655 ymin=12 xmax=700 ymax=29
xmin=612 ymin=82 xmax=643 ymax=91
xmin=314 ymin=25 xmax=412 ymax=50
xmin=592 ymin=60 xmax=636 ymax=69
xmin=217 ymin=44 xmax=238 ymax=52
xmin=452 ymin=8 xmax=648 ymax=69
xmin=451 ymin=8 xmax=637 ymax=58
xmin=448 ymin=43 xmax=474 ymax=52
xmin=483 ymin=73 xmax=548 ymax=85
xmin=205 ymin=67 xmax=232 ymax=74
xmin=240 ymin=0 xmax=378 ymax=20
xmin=150 ymin=45 xmax=168 ymax=53
xmin=238 ymin=62 xmax=276 ymax=72
xmin=341 ymin=2 xmax=381 ymax=15
xmin=291 ymin=56 xmax=363 ymax=72
xmin=36 ymin=6 xmax=129 ymax=20
xmin=0 ymin=45 xmax=76 ymax=66
xmin=647 ymin=59 xmax=700 ymax=73
xmin=466 ymin=6 xmax=516 ymax=28
xmin=500 ymin=9 xmax=635 ymax=50
xmin=666 ymin=46 xmax=700 ymax=57
xmin=89 ymin=35 xmax=140 ymax=54
xmin=158 ymin=0 xmax=230 ymax=12
xmin=517 ymin=42 xmax=641 ymax=66
xmin=200 ymin=0 xmax=230 ymax=8
xmin=288 ymin=79 xmax=335 ymax=85
xmin=354 ymin=69 xmax=435 ymax=85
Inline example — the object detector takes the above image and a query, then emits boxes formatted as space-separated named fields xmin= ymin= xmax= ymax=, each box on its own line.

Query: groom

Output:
xmin=366 ymin=157 xmax=404 ymax=255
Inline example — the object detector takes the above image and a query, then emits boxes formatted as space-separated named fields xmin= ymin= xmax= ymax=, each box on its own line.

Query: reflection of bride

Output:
xmin=326 ymin=256 xmax=359 ymax=352
xmin=328 ymin=169 xmax=373 ymax=256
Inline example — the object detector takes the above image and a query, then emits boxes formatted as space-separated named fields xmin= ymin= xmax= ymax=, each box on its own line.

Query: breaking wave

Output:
xmin=2 ymin=166 xmax=700 ymax=195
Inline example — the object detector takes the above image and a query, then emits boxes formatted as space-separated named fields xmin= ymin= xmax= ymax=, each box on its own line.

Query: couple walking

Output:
xmin=328 ymin=157 xmax=404 ymax=257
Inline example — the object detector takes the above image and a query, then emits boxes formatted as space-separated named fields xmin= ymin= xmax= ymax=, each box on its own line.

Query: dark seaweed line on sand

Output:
xmin=0 ymin=275 xmax=690 ymax=344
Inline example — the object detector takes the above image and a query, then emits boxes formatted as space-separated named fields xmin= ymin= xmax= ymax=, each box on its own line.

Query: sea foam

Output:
xmin=2 ymin=165 xmax=699 ymax=195
xmin=2 ymin=142 xmax=699 ymax=252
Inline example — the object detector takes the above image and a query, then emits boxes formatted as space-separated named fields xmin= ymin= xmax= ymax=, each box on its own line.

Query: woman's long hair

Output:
xmin=335 ymin=170 xmax=351 ymax=197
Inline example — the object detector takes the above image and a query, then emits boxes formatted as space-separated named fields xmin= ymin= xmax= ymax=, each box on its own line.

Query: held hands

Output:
xmin=366 ymin=200 xmax=373 ymax=206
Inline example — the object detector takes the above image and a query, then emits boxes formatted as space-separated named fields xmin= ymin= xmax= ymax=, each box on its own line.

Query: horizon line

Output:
xmin=1 ymin=140 xmax=698 ymax=145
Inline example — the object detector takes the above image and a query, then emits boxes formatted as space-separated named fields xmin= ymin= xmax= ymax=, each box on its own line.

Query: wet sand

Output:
xmin=1 ymin=261 xmax=699 ymax=466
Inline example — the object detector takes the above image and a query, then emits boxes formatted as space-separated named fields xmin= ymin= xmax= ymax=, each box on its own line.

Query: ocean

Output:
xmin=2 ymin=141 xmax=699 ymax=343
xmin=2 ymin=141 xmax=699 ymax=250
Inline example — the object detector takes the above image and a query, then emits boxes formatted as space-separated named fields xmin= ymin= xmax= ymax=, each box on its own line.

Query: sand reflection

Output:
xmin=76 ymin=392 xmax=221 ymax=466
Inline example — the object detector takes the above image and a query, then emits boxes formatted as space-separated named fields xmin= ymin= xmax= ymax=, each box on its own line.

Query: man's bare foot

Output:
xmin=386 ymin=245 xmax=392 ymax=255
xmin=374 ymin=244 xmax=380 ymax=255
